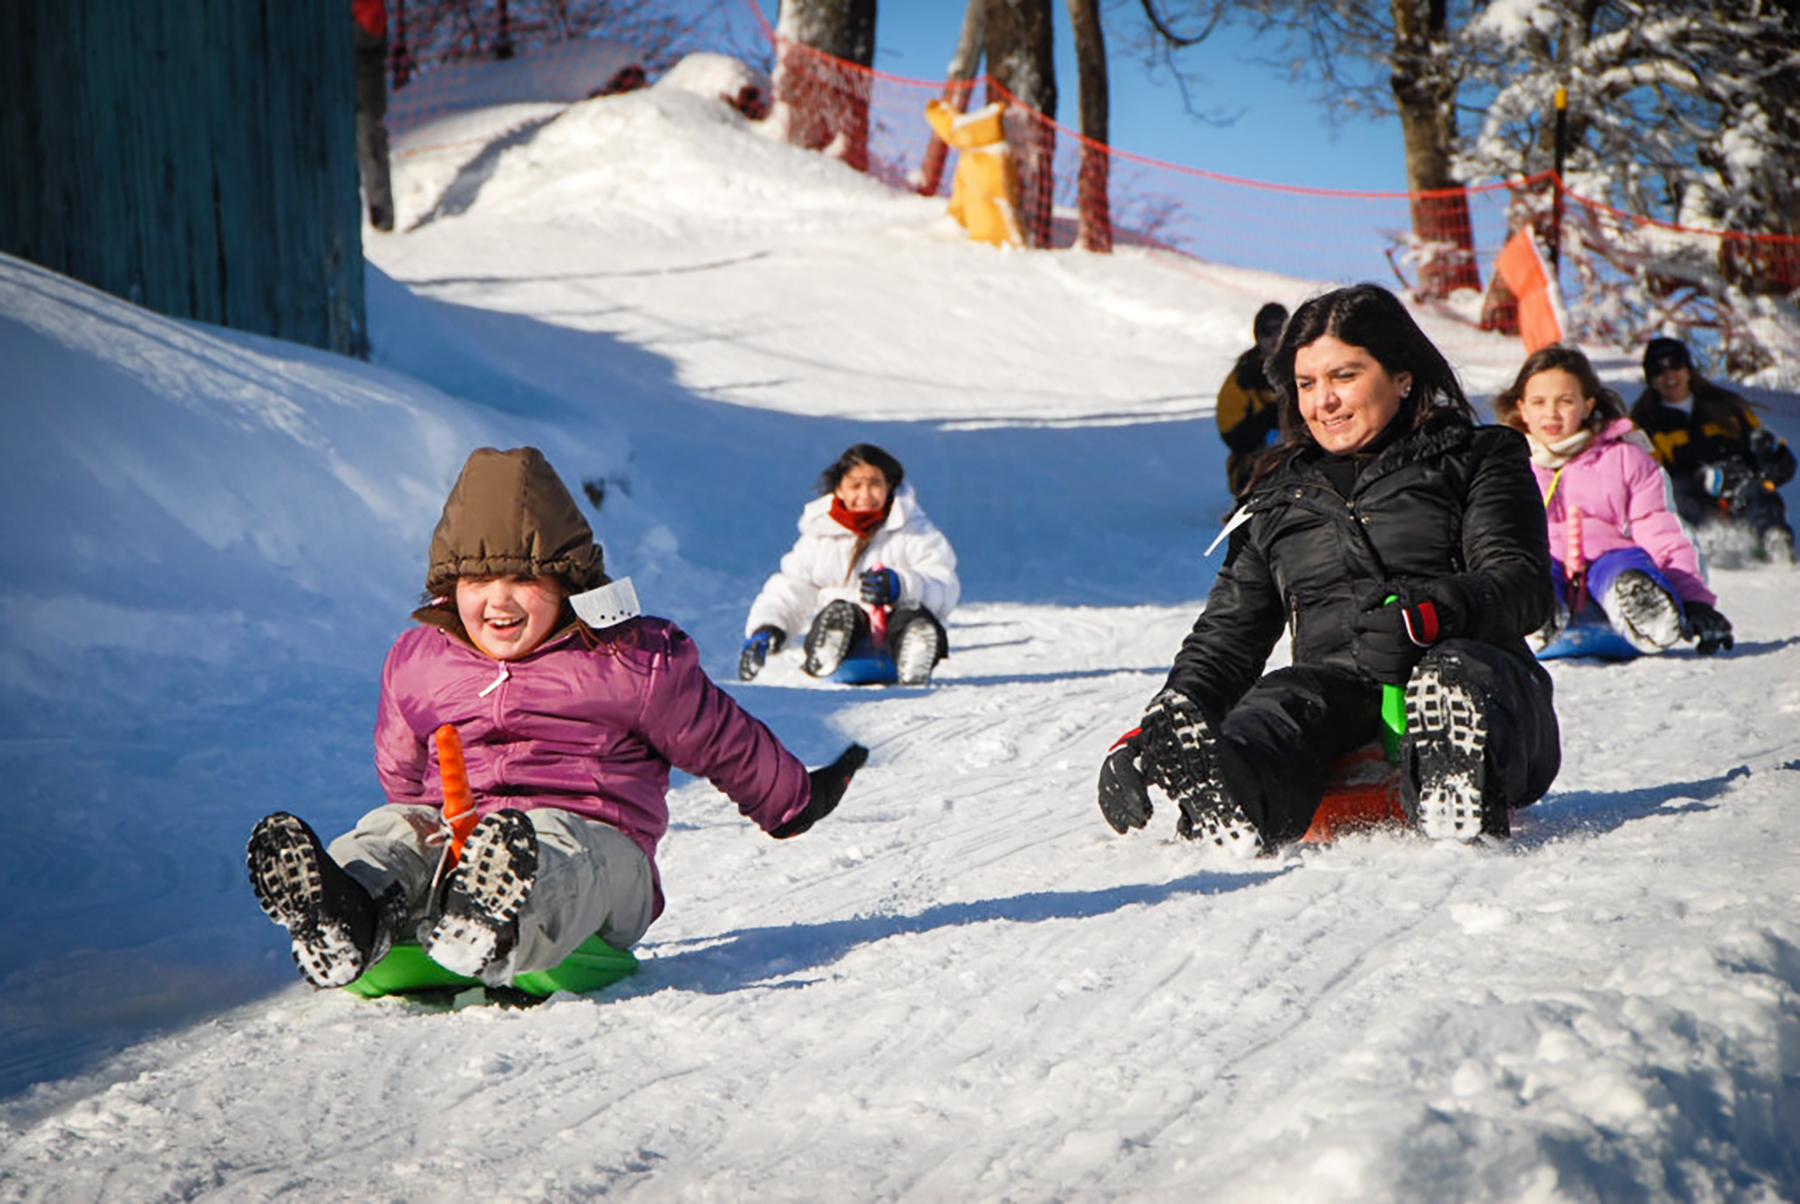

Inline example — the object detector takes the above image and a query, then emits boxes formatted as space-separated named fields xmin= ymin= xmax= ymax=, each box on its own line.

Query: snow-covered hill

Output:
xmin=1 ymin=52 xmax=1796 ymax=1203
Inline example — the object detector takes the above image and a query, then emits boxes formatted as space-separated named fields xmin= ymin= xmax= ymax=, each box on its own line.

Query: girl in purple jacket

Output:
xmin=248 ymin=446 xmax=866 ymax=991
xmin=1494 ymin=346 xmax=1733 ymax=656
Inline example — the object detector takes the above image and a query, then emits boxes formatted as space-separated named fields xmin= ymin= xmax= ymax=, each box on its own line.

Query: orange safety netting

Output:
xmin=380 ymin=2 xmax=1798 ymax=376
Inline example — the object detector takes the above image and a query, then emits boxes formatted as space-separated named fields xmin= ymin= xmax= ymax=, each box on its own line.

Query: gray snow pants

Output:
xmin=328 ymin=804 xmax=656 ymax=974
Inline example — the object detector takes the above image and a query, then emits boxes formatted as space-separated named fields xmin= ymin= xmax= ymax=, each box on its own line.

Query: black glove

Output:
xmin=772 ymin=743 xmax=869 ymax=839
xmin=1097 ymin=728 xmax=1152 ymax=833
xmin=1352 ymin=583 xmax=1458 ymax=685
xmin=737 ymin=626 xmax=785 ymax=681
xmin=1683 ymin=601 xmax=1733 ymax=656
xmin=1750 ymin=427 xmax=1796 ymax=487
xmin=859 ymin=567 xmax=899 ymax=607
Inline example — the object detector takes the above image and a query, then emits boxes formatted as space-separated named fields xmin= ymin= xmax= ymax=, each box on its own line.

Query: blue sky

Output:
xmin=735 ymin=1 xmax=1410 ymax=193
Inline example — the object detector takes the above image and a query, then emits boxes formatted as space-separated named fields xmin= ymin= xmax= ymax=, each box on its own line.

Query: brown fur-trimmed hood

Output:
xmin=424 ymin=447 xmax=608 ymax=597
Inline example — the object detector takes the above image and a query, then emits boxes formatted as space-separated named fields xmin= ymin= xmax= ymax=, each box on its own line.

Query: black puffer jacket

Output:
xmin=1167 ymin=416 xmax=1554 ymax=716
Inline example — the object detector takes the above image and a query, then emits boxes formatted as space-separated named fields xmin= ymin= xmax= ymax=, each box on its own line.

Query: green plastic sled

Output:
xmin=343 ymin=933 xmax=639 ymax=1000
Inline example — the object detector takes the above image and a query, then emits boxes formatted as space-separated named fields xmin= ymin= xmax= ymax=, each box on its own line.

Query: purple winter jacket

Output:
xmin=1533 ymin=417 xmax=1715 ymax=607
xmin=373 ymin=615 xmax=811 ymax=918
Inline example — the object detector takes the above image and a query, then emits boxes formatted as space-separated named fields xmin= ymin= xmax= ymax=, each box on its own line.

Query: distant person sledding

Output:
xmin=740 ymin=443 xmax=960 ymax=686
xmin=1494 ymin=345 xmax=1733 ymax=660
xmin=1631 ymin=336 xmax=1795 ymax=568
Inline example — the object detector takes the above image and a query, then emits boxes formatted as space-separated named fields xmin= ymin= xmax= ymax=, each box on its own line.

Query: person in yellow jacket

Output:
xmin=924 ymin=100 xmax=1023 ymax=248
xmin=1217 ymin=303 xmax=1288 ymax=497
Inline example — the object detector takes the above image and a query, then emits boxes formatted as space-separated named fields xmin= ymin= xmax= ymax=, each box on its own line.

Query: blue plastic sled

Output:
xmin=829 ymin=633 xmax=898 ymax=685
xmin=1535 ymin=609 xmax=1641 ymax=661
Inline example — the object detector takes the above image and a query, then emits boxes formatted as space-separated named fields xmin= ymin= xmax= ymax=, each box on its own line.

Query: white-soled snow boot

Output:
xmin=1602 ymin=569 xmax=1685 ymax=651
xmin=1139 ymin=690 xmax=1262 ymax=858
xmin=422 ymin=809 xmax=538 ymax=983
xmin=1404 ymin=660 xmax=1498 ymax=840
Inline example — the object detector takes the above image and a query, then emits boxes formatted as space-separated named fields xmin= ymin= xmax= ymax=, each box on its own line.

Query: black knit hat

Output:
xmin=1253 ymin=302 xmax=1289 ymax=343
xmin=1642 ymin=336 xmax=1691 ymax=379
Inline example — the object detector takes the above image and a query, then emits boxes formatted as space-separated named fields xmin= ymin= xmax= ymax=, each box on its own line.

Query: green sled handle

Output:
xmin=1380 ymin=595 xmax=1406 ymax=764
xmin=343 ymin=933 xmax=639 ymax=1000
xmin=1380 ymin=682 xmax=1405 ymax=764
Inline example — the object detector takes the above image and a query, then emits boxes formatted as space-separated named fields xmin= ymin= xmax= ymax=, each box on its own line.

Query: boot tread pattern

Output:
xmin=804 ymin=601 xmax=859 ymax=677
xmin=424 ymin=809 xmax=538 ymax=980
xmin=246 ymin=813 xmax=366 ymax=988
xmin=1143 ymin=701 xmax=1261 ymax=857
xmin=895 ymin=620 xmax=940 ymax=685
xmin=1405 ymin=670 xmax=1490 ymax=841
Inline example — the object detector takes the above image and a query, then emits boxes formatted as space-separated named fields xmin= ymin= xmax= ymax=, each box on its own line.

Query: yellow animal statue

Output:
xmin=924 ymin=100 xmax=1024 ymax=248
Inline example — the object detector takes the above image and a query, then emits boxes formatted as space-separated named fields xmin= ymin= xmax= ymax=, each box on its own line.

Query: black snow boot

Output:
xmin=1138 ymin=690 xmax=1263 ymax=857
xmin=804 ymin=600 xmax=864 ymax=678
xmin=422 ymin=809 xmax=539 ymax=983
xmin=1605 ymin=569 xmax=1684 ymax=650
xmin=891 ymin=610 xmax=944 ymax=685
xmin=1404 ymin=656 xmax=1504 ymax=839
xmin=247 ymin=812 xmax=388 ymax=988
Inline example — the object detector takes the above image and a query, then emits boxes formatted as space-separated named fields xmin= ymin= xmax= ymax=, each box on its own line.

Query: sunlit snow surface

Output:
xmin=1 ymin=50 xmax=1796 ymax=1204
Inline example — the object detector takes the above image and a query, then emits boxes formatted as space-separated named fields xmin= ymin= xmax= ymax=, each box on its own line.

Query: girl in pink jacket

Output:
xmin=248 ymin=447 xmax=866 ymax=992
xmin=1494 ymin=346 xmax=1733 ymax=655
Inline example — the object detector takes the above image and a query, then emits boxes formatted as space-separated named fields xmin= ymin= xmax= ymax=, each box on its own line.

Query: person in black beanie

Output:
xmin=1215 ymin=302 xmax=1289 ymax=498
xmin=1630 ymin=336 xmax=1794 ymax=566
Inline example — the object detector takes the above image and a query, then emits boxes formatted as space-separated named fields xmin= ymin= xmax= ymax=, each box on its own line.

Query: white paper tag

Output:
xmin=1204 ymin=507 xmax=1254 ymax=558
xmin=570 ymin=577 xmax=641 ymax=629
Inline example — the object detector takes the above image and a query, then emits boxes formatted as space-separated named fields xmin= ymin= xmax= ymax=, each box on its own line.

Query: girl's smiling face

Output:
xmin=835 ymin=463 xmax=891 ymax=513
xmin=455 ymin=574 xmax=564 ymax=659
xmin=1516 ymin=367 xmax=1597 ymax=442
xmin=1292 ymin=335 xmax=1412 ymax=454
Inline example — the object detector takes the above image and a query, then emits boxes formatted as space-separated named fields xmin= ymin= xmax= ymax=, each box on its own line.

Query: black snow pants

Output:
xmin=1209 ymin=639 xmax=1561 ymax=845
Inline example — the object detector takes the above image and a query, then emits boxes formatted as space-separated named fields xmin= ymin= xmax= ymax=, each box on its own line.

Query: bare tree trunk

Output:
xmin=985 ymin=0 xmax=1057 ymax=248
xmin=1066 ymin=0 xmax=1111 ymax=251
xmin=918 ymin=0 xmax=986 ymax=196
xmin=773 ymin=0 xmax=878 ymax=171
xmin=1389 ymin=0 xmax=1478 ymax=297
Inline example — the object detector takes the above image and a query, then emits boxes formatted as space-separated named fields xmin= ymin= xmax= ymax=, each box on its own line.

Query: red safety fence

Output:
xmin=379 ymin=1 xmax=1798 ymax=378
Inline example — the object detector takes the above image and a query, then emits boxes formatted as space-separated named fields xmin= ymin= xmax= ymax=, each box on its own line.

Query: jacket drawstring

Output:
xmin=478 ymin=662 xmax=510 ymax=697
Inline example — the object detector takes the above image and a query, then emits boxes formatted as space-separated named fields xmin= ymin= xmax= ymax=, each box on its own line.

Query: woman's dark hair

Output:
xmin=815 ymin=443 xmax=905 ymax=497
xmin=1265 ymin=283 xmax=1475 ymax=448
xmin=1492 ymin=344 xmax=1627 ymax=435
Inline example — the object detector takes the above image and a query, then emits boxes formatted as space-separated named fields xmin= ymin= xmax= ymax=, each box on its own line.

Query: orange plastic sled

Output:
xmin=1302 ymin=743 xmax=1406 ymax=842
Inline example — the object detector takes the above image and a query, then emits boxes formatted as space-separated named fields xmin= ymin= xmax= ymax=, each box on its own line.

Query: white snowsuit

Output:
xmin=745 ymin=483 xmax=960 ymax=640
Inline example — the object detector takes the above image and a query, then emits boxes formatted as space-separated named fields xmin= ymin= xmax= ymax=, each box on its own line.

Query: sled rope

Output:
xmin=435 ymin=724 xmax=478 ymax=867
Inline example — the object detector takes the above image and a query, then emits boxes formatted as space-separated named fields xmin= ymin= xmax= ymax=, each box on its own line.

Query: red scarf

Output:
xmin=829 ymin=496 xmax=887 ymax=535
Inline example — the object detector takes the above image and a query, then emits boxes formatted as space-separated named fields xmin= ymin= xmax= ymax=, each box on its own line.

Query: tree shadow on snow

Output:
xmin=627 ymin=868 xmax=1288 ymax=997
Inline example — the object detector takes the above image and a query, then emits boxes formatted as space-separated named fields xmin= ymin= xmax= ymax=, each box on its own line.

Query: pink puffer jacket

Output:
xmin=373 ymin=616 xmax=810 ymax=918
xmin=1532 ymin=418 xmax=1715 ymax=606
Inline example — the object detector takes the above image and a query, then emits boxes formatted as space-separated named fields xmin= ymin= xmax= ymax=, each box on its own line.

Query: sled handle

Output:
xmin=1380 ymin=596 xmax=1406 ymax=764
xmin=435 ymin=724 xmax=478 ymax=865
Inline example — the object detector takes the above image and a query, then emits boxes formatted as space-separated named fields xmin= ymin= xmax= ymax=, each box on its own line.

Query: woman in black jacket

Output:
xmin=1099 ymin=284 xmax=1561 ymax=851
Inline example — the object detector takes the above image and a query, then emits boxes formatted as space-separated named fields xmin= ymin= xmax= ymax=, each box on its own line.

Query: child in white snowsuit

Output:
xmin=247 ymin=446 xmax=866 ymax=991
xmin=739 ymin=443 xmax=960 ymax=686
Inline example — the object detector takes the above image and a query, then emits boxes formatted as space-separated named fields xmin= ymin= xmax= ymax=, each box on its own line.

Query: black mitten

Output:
xmin=1352 ymin=582 xmax=1458 ymax=684
xmin=772 ymin=743 xmax=869 ymax=839
xmin=738 ymin=626 xmax=785 ymax=681
xmin=1097 ymin=729 xmax=1152 ymax=833
xmin=1683 ymin=601 xmax=1734 ymax=656
xmin=1750 ymin=427 xmax=1796 ymax=487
